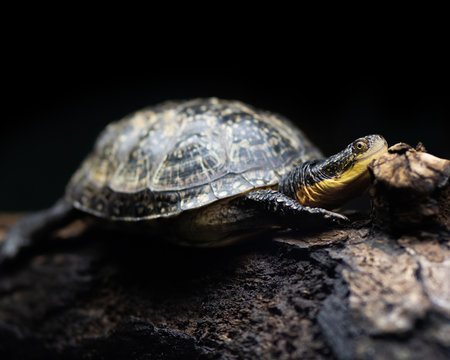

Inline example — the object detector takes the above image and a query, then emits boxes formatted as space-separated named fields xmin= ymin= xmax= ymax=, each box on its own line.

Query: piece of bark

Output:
xmin=0 ymin=144 xmax=449 ymax=360
xmin=368 ymin=143 xmax=450 ymax=231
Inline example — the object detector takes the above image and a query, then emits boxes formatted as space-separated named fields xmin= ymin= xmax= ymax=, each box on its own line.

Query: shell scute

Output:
xmin=210 ymin=174 xmax=254 ymax=200
xmin=151 ymin=128 xmax=227 ymax=191
xmin=179 ymin=185 xmax=217 ymax=211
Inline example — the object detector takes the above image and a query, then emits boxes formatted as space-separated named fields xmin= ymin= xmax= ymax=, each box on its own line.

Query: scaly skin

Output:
xmin=280 ymin=135 xmax=388 ymax=209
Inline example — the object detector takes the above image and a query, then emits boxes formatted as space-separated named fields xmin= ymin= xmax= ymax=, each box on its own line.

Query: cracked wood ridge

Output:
xmin=0 ymin=143 xmax=449 ymax=360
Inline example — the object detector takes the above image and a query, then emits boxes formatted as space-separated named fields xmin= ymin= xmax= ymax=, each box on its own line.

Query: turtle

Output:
xmin=0 ymin=98 xmax=388 ymax=262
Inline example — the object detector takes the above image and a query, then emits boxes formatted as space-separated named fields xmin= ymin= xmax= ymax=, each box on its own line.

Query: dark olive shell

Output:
xmin=66 ymin=98 xmax=322 ymax=220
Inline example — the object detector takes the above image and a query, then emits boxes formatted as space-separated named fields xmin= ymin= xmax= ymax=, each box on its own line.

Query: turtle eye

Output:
xmin=353 ymin=139 xmax=368 ymax=153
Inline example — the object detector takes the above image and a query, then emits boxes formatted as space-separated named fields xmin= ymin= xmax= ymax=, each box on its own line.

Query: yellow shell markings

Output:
xmin=67 ymin=98 xmax=321 ymax=220
xmin=78 ymin=110 xmax=154 ymax=190
xmin=151 ymin=124 xmax=227 ymax=191
xmin=112 ymin=109 xmax=181 ymax=192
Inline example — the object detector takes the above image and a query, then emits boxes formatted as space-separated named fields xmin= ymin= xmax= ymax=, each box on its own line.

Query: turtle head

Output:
xmin=282 ymin=135 xmax=388 ymax=209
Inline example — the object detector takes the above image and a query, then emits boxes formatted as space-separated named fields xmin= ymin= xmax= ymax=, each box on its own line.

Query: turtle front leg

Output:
xmin=240 ymin=189 xmax=349 ymax=227
xmin=172 ymin=189 xmax=348 ymax=247
xmin=0 ymin=199 xmax=77 ymax=265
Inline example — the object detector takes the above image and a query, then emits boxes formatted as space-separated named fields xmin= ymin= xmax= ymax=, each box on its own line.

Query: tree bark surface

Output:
xmin=0 ymin=144 xmax=449 ymax=360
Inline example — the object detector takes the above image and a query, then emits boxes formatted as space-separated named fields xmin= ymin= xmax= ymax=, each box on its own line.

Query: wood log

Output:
xmin=0 ymin=144 xmax=449 ymax=360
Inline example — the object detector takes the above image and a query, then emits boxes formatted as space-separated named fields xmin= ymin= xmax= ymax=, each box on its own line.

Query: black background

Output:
xmin=2 ymin=59 xmax=449 ymax=211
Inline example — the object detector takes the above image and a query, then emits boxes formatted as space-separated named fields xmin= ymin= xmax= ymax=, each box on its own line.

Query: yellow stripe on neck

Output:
xmin=296 ymin=155 xmax=378 ymax=210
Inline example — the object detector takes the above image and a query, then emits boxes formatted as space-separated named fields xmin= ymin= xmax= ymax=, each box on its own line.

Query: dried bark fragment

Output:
xmin=368 ymin=143 xmax=450 ymax=231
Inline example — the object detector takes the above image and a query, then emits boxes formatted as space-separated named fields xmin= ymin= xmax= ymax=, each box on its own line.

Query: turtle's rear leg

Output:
xmin=0 ymin=199 xmax=77 ymax=265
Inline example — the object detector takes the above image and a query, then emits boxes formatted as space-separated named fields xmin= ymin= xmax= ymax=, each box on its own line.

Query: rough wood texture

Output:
xmin=0 ymin=144 xmax=449 ymax=360
xmin=369 ymin=143 xmax=450 ymax=231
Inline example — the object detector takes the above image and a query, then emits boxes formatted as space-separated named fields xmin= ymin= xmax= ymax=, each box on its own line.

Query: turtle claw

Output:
xmin=328 ymin=213 xmax=350 ymax=225
xmin=322 ymin=211 xmax=350 ymax=225
xmin=302 ymin=208 xmax=349 ymax=229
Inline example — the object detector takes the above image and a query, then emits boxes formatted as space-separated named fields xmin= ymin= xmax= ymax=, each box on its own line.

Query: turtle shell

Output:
xmin=66 ymin=98 xmax=322 ymax=220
